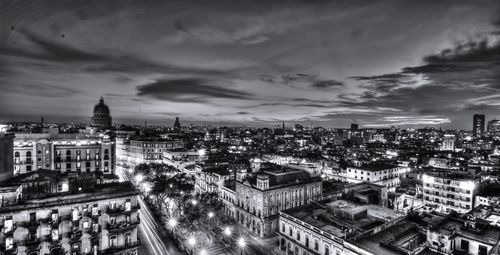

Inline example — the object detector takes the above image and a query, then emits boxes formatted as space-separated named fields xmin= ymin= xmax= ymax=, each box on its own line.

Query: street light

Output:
xmin=199 ymin=249 xmax=207 ymax=255
xmin=191 ymin=199 xmax=198 ymax=206
xmin=207 ymin=211 xmax=214 ymax=219
xmin=238 ymin=237 xmax=246 ymax=255
xmin=187 ymin=236 xmax=196 ymax=255
xmin=223 ymin=227 xmax=232 ymax=237
xmin=135 ymin=173 xmax=144 ymax=183
xmin=168 ymin=218 xmax=178 ymax=228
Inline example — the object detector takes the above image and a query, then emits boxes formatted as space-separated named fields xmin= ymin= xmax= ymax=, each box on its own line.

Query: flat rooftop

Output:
xmin=349 ymin=163 xmax=397 ymax=172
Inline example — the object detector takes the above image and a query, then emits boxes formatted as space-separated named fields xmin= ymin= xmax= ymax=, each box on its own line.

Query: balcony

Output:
xmin=103 ymin=240 xmax=141 ymax=254
xmin=106 ymin=220 xmax=140 ymax=234
xmin=20 ymin=238 xmax=41 ymax=251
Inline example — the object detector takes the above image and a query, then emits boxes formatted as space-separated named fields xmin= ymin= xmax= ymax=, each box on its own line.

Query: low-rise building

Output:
xmin=224 ymin=166 xmax=322 ymax=237
xmin=346 ymin=163 xmax=408 ymax=192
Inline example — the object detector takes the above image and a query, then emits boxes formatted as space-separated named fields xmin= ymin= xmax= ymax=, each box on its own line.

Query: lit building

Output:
xmin=473 ymin=114 xmax=485 ymax=137
xmin=440 ymin=134 xmax=455 ymax=151
xmin=116 ymin=136 xmax=184 ymax=165
xmin=487 ymin=119 xmax=500 ymax=133
xmin=0 ymin=178 xmax=140 ymax=255
xmin=91 ymin=97 xmax=112 ymax=129
xmin=422 ymin=173 xmax=479 ymax=214
xmin=13 ymin=133 xmax=115 ymax=176
xmin=345 ymin=163 xmax=408 ymax=192
xmin=223 ymin=167 xmax=322 ymax=237
xmin=194 ymin=166 xmax=233 ymax=195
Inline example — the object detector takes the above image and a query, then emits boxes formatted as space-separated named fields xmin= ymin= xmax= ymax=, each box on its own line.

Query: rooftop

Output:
xmin=348 ymin=163 xmax=398 ymax=172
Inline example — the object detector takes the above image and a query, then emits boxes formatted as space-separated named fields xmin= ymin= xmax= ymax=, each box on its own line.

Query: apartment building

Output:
xmin=13 ymin=133 xmax=115 ymax=176
xmin=422 ymin=172 xmax=479 ymax=214
xmin=0 ymin=181 xmax=140 ymax=255
xmin=346 ymin=163 xmax=409 ymax=192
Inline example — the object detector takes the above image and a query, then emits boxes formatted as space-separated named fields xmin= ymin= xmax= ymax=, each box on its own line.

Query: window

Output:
xmin=325 ymin=245 xmax=330 ymax=255
xmin=281 ymin=223 xmax=285 ymax=233
xmin=314 ymin=239 xmax=319 ymax=251
xmin=27 ymin=165 xmax=32 ymax=171
xmin=478 ymin=245 xmax=488 ymax=255
xmin=26 ymin=151 xmax=32 ymax=161
xmin=305 ymin=236 xmax=309 ymax=247
xmin=289 ymin=227 xmax=293 ymax=236
xmin=296 ymin=232 xmax=301 ymax=241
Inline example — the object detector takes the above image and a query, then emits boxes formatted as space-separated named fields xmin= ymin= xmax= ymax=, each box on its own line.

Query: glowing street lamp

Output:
xmin=199 ymin=249 xmax=207 ymax=255
xmin=191 ymin=199 xmax=198 ymax=206
xmin=223 ymin=227 xmax=232 ymax=237
xmin=237 ymin=237 xmax=246 ymax=255
xmin=187 ymin=236 xmax=197 ymax=255
xmin=207 ymin=211 xmax=214 ymax=219
xmin=135 ymin=174 xmax=144 ymax=183
xmin=168 ymin=218 xmax=178 ymax=228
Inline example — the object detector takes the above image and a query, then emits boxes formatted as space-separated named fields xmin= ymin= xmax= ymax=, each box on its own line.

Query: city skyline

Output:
xmin=2 ymin=0 xmax=500 ymax=129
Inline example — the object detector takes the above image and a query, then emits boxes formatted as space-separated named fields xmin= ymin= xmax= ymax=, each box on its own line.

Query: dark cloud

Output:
xmin=136 ymin=78 xmax=253 ymax=103
xmin=310 ymin=80 xmax=344 ymax=88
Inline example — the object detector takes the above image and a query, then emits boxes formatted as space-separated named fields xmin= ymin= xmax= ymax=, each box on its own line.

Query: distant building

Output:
xmin=116 ymin=136 xmax=184 ymax=166
xmin=473 ymin=114 xmax=485 ymax=137
xmin=351 ymin=123 xmax=359 ymax=130
xmin=422 ymin=172 xmax=479 ymax=214
xmin=13 ymin=133 xmax=115 ymax=176
xmin=222 ymin=166 xmax=322 ymax=237
xmin=173 ymin=117 xmax=181 ymax=132
xmin=487 ymin=119 xmax=500 ymax=133
xmin=0 ymin=132 xmax=14 ymax=182
xmin=440 ymin=134 xmax=455 ymax=151
xmin=91 ymin=97 xmax=112 ymax=129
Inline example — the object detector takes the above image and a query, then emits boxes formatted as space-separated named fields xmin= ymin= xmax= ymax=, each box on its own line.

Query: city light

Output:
xmin=187 ymin=236 xmax=196 ymax=247
xmin=198 ymin=149 xmax=206 ymax=156
xmin=135 ymin=174 xmax=144 ymax=183
xmin=208 ymin=211 xmax=214 ymax=218
xmin=168 ymin=218 xmax=178 ymax=228
xmin=199 ymin=249 xmax=207 ymax=255
xmin=237 ymin=237 xmax=246 ymax=248
xmin=223 ymin=227 xmax=232 ymax=236
xmin=191 ymin=199 xmax=198 ymax=206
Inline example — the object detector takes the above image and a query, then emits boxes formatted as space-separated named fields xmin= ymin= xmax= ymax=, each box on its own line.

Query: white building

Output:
xmin=345 ymin=163 xmax=409 ymax=192
xmin=13 ymin=133 xmax=114 ymax=176
xmin=440 ymin=134 xmax=455 ymax=151
xmin=422 ymin=173 xmax=479 ymax=214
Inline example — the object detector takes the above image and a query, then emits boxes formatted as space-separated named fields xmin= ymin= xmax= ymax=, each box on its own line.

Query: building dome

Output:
xmin=91 ymin=97 xmax=112 ymax=129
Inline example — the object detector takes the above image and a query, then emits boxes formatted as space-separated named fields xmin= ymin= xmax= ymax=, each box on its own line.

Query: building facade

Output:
xmin=116 ymin=137 xmax=184 ymax=166
xmin=473 ymin=114 xmax=485 ymax=137
xmin=13 ymin=133 xmax=115 ymax=176
xmin=422 ymin=173 xmax=479 ymax=214
xmin=0 ymin=182 xmax=140 ymax=255
xmin=223 ymin=168 xmax=323 ymax=237
xmin=345 ymin=163 xmax=408 ymax=192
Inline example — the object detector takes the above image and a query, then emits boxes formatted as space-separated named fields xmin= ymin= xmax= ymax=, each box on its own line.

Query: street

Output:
xmin=117 ymin=166 xmax=183 ymax=255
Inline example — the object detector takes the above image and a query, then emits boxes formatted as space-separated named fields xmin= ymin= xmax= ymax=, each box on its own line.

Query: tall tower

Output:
xmin=0 ymin=128 xmax=14 ymax=182
xmin=473 ymin=114 xmax=485 ymax=137
xmin=91 ymin=97 xmax=112 ymax=129
xmin=173 ymin=117 xmax=181 ymax=132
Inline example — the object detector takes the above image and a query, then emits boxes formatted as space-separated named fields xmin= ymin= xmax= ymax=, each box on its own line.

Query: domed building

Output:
xmin=91 ymin=97 xmax=112 ymax=129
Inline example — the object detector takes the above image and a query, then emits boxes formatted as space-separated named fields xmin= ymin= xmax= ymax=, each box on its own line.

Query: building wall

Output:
xmin=13 ymin=134 xmax=115 ymax=176
xmin=422 ymin=174 xmax=477 ymax=214
xmin=0 ymin=193 xmax=139 ymax=255
xmin=232 ymin=180 xmax=322 ymax=237
xmin=278 ymin=212 xmax=343 ymax=255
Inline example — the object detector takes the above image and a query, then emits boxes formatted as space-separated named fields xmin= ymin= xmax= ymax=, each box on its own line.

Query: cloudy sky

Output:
xmin=1 ymin=0 xmax=500 ymax=128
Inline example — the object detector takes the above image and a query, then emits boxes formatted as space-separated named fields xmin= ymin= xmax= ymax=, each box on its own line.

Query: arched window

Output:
xmin=104 ymin=149 xmax=109 ymax=155
xmin=66 ymin=150 xmax=71 ymax=156
xmin=26 ymin=151 xmax=32 ymax=161
xmin=14 ymin=152 xmax=20 ymax=158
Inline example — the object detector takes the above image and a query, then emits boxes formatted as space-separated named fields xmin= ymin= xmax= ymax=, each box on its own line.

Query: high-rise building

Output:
xmin=473 ymin=114 xmax=485 ymax=137
xmin=173 ymin=117 xmax=181 ymax=132
xmin=91 ymin=97 xmax=112 ymax=129
xmin=440 ymin=134 xmax=455 ymax=151
xmin=0 ymin=128 xmax=13 ymax=182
